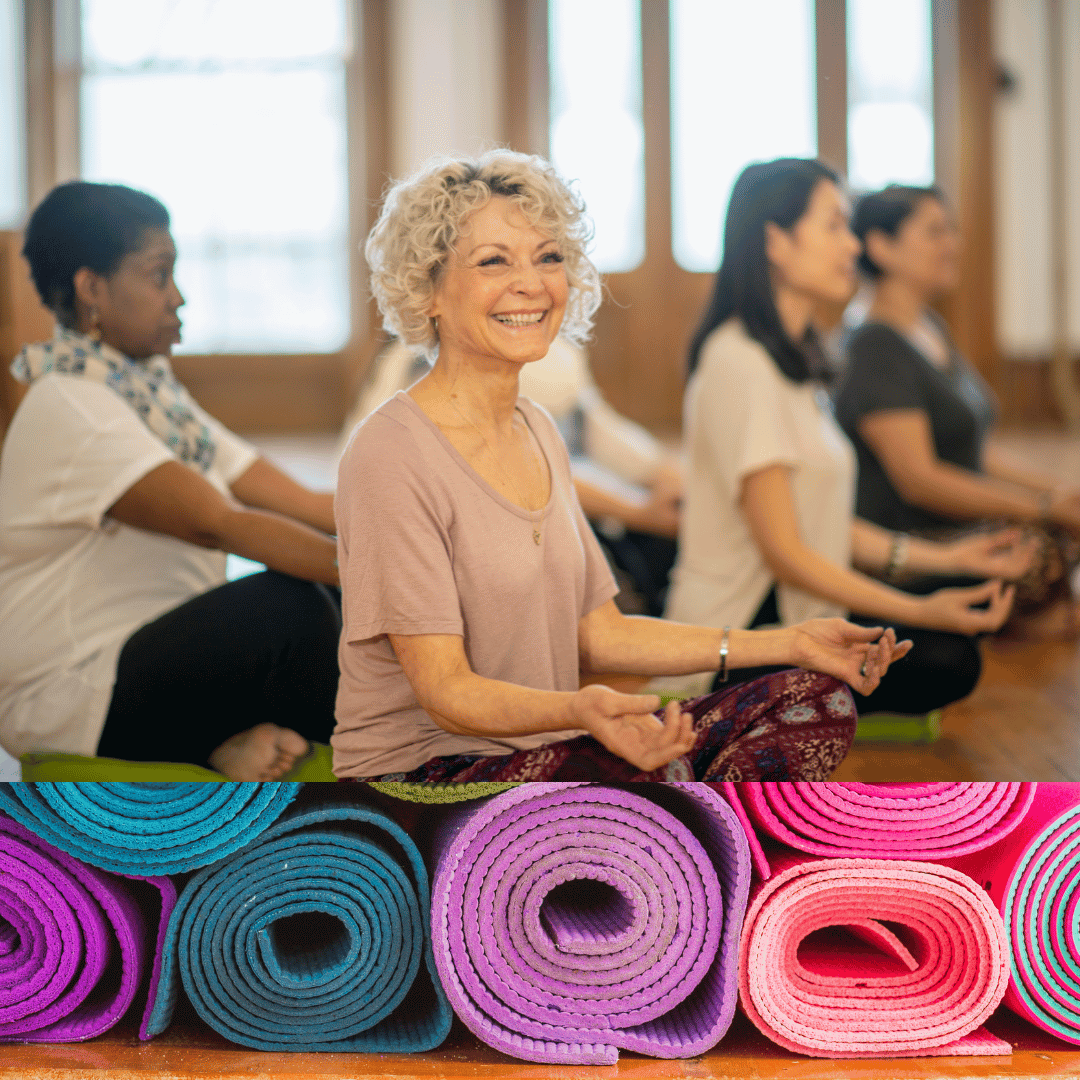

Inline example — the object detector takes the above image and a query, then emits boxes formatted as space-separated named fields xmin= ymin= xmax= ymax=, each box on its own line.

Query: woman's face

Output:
xmin=766 ymin=179 xmax=861 ymax=306
xmin=868 ymin=196 xmax=961 ymax=297
xmin=429 ymin=196 xmax=569 ymax=368
xmin=81 ymin=227 xmax=185 ymax=359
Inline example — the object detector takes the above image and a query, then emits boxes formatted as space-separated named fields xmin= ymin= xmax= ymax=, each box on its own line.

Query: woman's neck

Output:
xmin=867 ymin=276 xmax=928 ymax=332
xmin=424 ymin=348 xmax=523 ymax=435
xmin=772 ymin=284 xmax=815 ymax=344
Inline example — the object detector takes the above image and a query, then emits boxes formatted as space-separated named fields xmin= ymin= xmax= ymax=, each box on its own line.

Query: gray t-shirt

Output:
xmin=835 ymin=321 xmax=997 ymax=533
xmin=333 ymin=391 xmax=618 ymax=778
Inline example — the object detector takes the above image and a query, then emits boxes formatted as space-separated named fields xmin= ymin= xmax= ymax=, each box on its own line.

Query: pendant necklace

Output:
xmin=437 ymin=374 xmax=546 ymax=545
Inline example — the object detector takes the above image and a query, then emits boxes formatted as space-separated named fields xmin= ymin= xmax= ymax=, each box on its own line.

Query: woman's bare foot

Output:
xmin=208 ymin=724 xmax=309 ymax=781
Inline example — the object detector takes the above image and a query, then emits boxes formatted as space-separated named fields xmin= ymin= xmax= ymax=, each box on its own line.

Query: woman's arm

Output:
xmin=388 ymin=631 xmax=696 ymax=772
xmin=851 ymin=518 xmax=1036 ymax=581
xmin=858 ymin=410 xmax=1056 ymax=522
xmin=231 ymin=456 xmax=336 ymax=535
xmin=741 ymin=464 xmax=1013 ymax=633
xmin=108 ymin=460 xmax=338 ymax=585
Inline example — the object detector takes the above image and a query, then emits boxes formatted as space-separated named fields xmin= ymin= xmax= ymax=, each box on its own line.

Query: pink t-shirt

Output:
xmin=332 ymin=391 xmax=618 ymax=778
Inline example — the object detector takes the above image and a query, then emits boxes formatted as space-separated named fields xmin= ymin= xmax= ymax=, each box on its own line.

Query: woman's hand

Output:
xmin=918 ymin=580 xmax=1015 ymax=634
xmin=570 ymin=684 xmax=695 ymax=772
xmin=938 ymin=528 xmax=1039 ymax=580
xmin=785 ymin=619 xmax=912 ymax=697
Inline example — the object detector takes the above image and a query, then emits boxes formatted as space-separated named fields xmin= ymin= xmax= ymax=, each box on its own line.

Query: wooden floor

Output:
xmin=6 ymin=1006 xmax=1080 ymax=1080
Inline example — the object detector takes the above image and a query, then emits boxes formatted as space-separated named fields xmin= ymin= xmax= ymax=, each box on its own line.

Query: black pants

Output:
xmin=96 ymin=571 xmax=340 ymax=767
xmin=710 ymin=586 xmax=982 ymax=715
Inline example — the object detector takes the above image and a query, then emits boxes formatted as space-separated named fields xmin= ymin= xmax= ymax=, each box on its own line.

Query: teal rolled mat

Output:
xmin=0 ymin=782 xmax=300 ymax=876
xmin=145 ymin=797 xmax=452 ymax=1052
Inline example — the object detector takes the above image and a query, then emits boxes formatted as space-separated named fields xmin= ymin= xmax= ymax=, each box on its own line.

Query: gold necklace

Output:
xmin=436 ymin=375 xmax=547 ymax=545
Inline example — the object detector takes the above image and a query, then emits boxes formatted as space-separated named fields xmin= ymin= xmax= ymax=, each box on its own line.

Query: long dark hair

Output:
xmin=851 ymin=183 xmax=945 ymax=278
xmin=687 ymin=158 xmax=839 ymax=382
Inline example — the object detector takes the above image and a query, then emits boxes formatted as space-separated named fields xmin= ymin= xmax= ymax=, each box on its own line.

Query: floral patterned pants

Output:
xmin=363 ymin=669 xmax=857 ymax=783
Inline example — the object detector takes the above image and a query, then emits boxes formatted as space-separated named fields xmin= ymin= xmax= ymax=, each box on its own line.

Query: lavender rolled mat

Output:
xmin=0 ymin=813 xmax=175 ymax=1043
xmin=429 ymin=782 xmax=750 ymax=1065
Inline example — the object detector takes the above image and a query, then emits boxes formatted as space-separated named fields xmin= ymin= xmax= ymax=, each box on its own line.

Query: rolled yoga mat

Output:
xmin=429 ymin=782 xmax=751 ymax=1065
xmin=948 ymin=782 xmax=1080 ymax=1045
xmin=0 ymin=781 xmax=300 ymax=875
xmin=738 ymin=850 xmax=1011 ymax=1058
xmin=718 ymin=781 xmax=1036 ymax=879
xmin=0 ymin=813 xmax=176 ymax=1043
xmin=145 ymin=797 xmax=452 ymax=1052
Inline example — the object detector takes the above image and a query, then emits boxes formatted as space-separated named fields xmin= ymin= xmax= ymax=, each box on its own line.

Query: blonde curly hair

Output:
xmin=365 ymin=150 xmax=601 ymax=357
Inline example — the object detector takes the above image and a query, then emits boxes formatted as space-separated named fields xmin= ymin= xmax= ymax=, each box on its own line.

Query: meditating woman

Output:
xmin=0 ymin=181 xmax=340 ymax=779
xmin=665 ymin=159 xmax=1034 ymax=716
xmin=837 ymin=184 xmax=1080 ymax=637
xmin=334 ymin=149 xmax=909 ymax=783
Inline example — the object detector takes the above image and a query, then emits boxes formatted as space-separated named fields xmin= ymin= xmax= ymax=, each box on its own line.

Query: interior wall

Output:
xmin=993 ymin=0 xmax=1080 ymax=357
xmin=389 ymin=0 xmax=506 ymax=179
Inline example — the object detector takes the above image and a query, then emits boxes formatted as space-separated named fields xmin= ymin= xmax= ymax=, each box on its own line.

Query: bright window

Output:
xmin=548 ymin=0 xmax=644 ymax=274
xmin=0 ymin=0 xmax=23 ymax=228
xmin=80 ymin=0 xmax=351 ymax=354
xmin=670 ymin=0 xmax=817 ymax=273
xmin=846 ymin=0 xmax=934 ymax=191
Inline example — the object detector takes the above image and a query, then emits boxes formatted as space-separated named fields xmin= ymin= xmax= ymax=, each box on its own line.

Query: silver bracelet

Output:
xmin=885 ymin=533 xmax=910 ymax=583
xmin=718 ymin=626 xmax=730 ymax=683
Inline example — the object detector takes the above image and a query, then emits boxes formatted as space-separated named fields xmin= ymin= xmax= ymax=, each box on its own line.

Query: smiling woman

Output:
xmin=332 ymin=150 xmax=913 ymax=784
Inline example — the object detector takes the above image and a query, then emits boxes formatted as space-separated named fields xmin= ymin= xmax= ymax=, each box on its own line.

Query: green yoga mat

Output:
xmin=366 ymin=782 xmax=521 ymax=803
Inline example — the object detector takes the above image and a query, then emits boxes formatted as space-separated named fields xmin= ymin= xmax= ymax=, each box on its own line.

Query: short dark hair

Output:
xmin=851 ymin=184 xmax=945 ymax=278
xmin=687 ymin=158 xmax=839 ymax=383
xmin=22 ymin=181 xmax=170 ymax=326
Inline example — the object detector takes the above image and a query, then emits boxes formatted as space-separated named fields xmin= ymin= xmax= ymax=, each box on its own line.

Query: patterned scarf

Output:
xmin=10 ymin=327 xmax=216 ymax=472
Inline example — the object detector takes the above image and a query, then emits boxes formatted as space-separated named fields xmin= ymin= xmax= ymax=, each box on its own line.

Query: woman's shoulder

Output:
xmin=14 ymin=371 xmax=143 ymax=433
xmin=697 ymin=318 xmax=788 ymax=387
xmin=846 ymin=320 xmax=917 ymax=359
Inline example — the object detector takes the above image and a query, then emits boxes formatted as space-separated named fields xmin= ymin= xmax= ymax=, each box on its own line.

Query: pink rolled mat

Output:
xmin=738 ymin=850 xmax=1011 ymax=1058
xmin=429 ymin=782 xmax=751 ymax=1065
xmin=947 ymin=782 xmax=1080 ymax=1045
xmin=717 ymin=782 xmax=1036 ymax=879
xmin=0 ymin=813 xmax=176 ymax=1043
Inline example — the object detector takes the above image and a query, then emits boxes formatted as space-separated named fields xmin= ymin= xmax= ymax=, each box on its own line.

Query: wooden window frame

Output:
xmin=505 ymin=0 xmax=997 ymax=433
xmin=19 ymin=0 xmax=393 ymax=434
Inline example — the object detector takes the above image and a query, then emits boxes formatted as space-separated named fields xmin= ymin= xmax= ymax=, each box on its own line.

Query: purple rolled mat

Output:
xmin=429 ymin=782 xmax=751 ymax=1065
xmin=0 ymin=813 xmax=175 ymax=1043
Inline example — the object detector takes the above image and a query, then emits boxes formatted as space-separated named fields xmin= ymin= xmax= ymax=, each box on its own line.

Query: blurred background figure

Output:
xmin=838 ymin=184 xmax=1080 ymax=639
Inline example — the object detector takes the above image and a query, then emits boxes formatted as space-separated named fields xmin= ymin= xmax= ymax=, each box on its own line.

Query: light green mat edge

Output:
xmin=854 ymin=710 xmax=943 ymax=745
xmin=365 ymin=781 xmax=521 ymax=803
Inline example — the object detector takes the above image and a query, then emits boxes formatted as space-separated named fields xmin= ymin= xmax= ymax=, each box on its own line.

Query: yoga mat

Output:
xmin=366 ymin=781 xmax=521 ymax=803
xmin=0 ymin=813 xmax=176 ymax=1043
xmin=145 ymin=797 xmax=452 ymax=1052
xmin=738 ymin=850 xmax=1011 ymax=1058
xmin=718 ymin=781 xmax=1036 ymax=879
xmin=0 ymin=782 xmax=300 ymax=876
xmin=429 ymin=782 xmax=751 ymax=1065
xmin=948 ymin=782 xmax=1080 ymax=1045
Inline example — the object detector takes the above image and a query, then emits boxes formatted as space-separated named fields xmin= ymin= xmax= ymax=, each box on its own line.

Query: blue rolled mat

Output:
xmin=0 ymin=782 xmax=300 ymax=876
xmin=145 ymin=798 xmax=453 ymax=1052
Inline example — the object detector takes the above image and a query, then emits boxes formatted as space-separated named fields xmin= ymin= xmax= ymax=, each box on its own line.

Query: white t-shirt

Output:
xmin=666 ymin=318 xmax=856 ymax=632
xmin=0 ymin=372 xmax=258 ymax=758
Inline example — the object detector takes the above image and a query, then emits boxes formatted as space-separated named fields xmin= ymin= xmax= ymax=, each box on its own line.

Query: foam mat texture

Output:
xmin=717 ymin=781 xmax=1036 ymax=879
xmin=0 ymin=813 xmax=176 ymax=1042
xmin=365 ymin=782 xmax=521 ymax=803
xmin=145 ymin=797 xmax=452 ymax=1052
xmin=429 ymin=782 xmax=751 ymax=1065
xmin=738 ymin=850 xmax=1011 ymax=1058
xmin=948 ymin=782 xmax=1080 ymax=1045
xmin=0 ymin=782 xmax=300 ymax=875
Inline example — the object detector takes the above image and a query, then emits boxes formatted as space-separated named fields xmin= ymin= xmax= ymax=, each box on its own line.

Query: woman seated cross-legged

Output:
xmin=332 ymin=150 xmax=910 ymax=783
xmin=665 ymin=159 xmax=1036 ymax=717
xmin=0 ymin=182 xmax=340 ymax=779
xmin=837 ymin=184 xmax=1080 ymax=639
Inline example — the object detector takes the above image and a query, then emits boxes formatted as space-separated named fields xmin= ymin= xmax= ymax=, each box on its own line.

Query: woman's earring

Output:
xmin=88 ymin=307 xmax=102 ymax=342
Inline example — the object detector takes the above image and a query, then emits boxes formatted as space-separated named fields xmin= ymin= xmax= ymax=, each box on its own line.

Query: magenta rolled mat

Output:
xmin=738 ymin=850 xmax=1011 ymax=1058
xmin=718 ymin=782 xmax=1036 ymax=879
xmin=947 ymin=782 xmax=1080 ymax=1045
xmin=0 ymin=813 xmax=176 ymax=1043
xmin=429 ymin=782 xmax=750 ymax=1065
